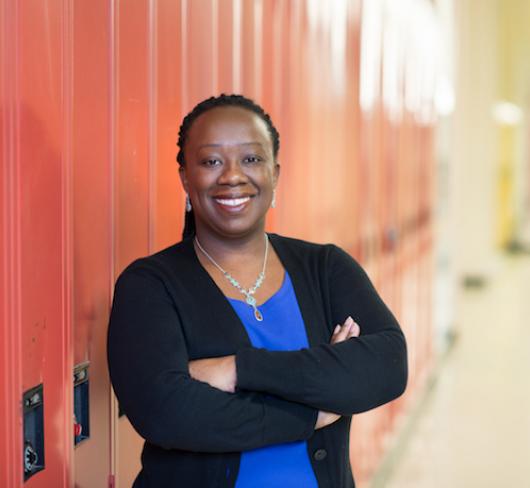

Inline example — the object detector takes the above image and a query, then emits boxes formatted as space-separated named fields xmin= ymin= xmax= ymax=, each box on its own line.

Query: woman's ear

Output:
xmin=178 ymin=166 xmax=189 ymax=193
xmin=273 ymin=162 xmax=280 ymax=186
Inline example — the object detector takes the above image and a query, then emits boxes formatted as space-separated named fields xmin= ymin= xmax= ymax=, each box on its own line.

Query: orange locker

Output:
xmin=113 ymin=2 xmax=152 ymax=485
xmin=1 ymin=1 xmax=73 ymax=486
xmin=71 ymin=1 xmax=113 ymax=486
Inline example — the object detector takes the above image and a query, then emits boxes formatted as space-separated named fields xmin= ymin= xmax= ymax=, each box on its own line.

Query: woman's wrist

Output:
xmin=188 ymin=355 xmax=237 ymax=393
xmin=224 ymin=355 xmax=237 ymax=392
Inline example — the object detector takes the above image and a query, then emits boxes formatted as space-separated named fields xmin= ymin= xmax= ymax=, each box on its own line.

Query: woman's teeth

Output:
xmin=215 ymin=197 xmax=250 ymax=207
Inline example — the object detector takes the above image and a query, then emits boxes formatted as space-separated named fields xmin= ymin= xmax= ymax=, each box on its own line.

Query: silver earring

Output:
xmin=271 ymin=189 xmax=277 ymax=209
xmin=185 ymin=194 xmax=192 ymax=212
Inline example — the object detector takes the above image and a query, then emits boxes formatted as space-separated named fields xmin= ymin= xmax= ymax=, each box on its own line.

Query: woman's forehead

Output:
xmin=187 ymin=106 xmax=271 ymax=146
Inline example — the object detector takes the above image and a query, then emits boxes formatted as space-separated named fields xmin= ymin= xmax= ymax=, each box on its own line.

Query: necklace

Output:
xmin=194 ymin=234 xmax=269 ymax=322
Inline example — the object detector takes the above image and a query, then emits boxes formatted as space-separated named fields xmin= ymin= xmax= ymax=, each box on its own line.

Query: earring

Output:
xmin=271 ymin=189 xmax=277 ymax=209
xmin=185 ymin=194 xmax=192 ymax=212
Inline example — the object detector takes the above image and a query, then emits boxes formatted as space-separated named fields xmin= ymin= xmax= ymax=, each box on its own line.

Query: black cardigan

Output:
xmin=107 ymin=233 xmax=408 ymax=487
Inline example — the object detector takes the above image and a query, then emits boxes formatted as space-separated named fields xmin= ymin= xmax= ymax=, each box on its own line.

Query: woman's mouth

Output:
xmin=213 ymin=196 xmax=252 ymax=212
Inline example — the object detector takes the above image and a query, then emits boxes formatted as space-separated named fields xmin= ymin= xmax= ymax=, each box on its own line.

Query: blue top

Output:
xmin=228 ymin=271 xmax=319 ymax=488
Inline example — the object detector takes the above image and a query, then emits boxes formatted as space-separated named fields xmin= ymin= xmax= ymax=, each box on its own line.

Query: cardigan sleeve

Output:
xmin=235 ymin=244 xmax=408 ymax=415
xmin=107 ymin=265 xmax=317 ymax=453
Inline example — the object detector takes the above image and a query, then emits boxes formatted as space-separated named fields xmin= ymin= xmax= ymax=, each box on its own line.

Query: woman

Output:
xmin=107 ymin=94 xmax=408 ymax=487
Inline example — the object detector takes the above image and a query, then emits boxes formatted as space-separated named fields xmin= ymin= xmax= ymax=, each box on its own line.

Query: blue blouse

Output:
xmin=228 ymin=271 xmax=319 ymax=488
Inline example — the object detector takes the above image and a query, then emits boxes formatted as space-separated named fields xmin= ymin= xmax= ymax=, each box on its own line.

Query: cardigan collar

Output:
xmin=175 ymin=233 xmax=325 ymax=347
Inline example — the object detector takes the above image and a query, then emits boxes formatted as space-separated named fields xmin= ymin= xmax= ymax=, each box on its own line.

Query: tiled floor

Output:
xmin=377 ymin=254 xmax=530 ymax=488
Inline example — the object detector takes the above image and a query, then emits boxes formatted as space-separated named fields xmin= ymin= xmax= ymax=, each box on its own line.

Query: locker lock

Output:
xmin=24 ymin=441 xmax=38 ymax=474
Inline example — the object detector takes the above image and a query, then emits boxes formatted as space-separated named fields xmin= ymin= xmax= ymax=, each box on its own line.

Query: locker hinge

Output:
xmin=108 ymin=474 xmax=115 ymax=488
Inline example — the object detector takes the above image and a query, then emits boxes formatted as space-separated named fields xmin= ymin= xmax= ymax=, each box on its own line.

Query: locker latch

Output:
xmin=23 ymin=384 xmax=45 ymax=480
xmin=74 ymin=363 xmax=90 ymax=445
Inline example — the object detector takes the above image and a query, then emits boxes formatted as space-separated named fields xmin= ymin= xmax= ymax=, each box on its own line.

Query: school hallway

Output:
xmin=372 ymin=252 xmax=530 ymax=488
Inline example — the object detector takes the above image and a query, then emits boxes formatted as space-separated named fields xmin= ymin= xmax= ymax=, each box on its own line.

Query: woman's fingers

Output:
xmin=331 ymin=316 xmax=360 ymax=344
xmin=349 ymin=322 xmax=360 ymax=337
xmin=332 ymin=322 xmax=351 ymax=343
xmin=315 ymin=410 xmax=341 ymax=430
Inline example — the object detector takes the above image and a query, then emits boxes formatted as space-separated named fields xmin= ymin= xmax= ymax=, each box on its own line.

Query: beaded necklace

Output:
xmin=194 ymin=234 xmax=269 ymax=321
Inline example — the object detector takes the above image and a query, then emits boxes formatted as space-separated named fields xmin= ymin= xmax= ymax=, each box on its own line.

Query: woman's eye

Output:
xmin=243 ymin=155 xmax=262 ymax=164
xmin=203 ymin=159 xmax=221 ymax=167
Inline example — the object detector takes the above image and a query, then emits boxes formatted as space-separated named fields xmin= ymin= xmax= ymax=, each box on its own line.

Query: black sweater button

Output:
xmin=313 ymin=449 xmax=327 ymax=461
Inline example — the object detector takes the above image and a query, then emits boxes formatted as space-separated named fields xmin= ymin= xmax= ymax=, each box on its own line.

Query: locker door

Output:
xmin=16 ymin=1 xmax=72 ymax=486
xmin=72 ymin=1 xmax=113 ymax=486
xmin=217 ymin=0 xmax=236 ymax=94
xmin=0 ymin=1 xmax=22 ymax=486
xmin=182 ymin=0 xmax=218 ymax=109
xmin=114 ymin=1 xmax=152 ymax=486
xmin=153 ymin=0 xmax=183 ymax=251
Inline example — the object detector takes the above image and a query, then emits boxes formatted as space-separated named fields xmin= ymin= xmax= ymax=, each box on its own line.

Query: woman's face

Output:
xmin=179 ymin=106 xmax=280 ymax=240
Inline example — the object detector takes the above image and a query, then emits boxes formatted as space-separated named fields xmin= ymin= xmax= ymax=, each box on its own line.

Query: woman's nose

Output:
xmin=218 ymin=160 xmax=248 ymax=185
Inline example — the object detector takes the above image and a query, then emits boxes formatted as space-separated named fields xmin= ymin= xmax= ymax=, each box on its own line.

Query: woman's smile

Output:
xmin=213 ymin=195 xmax=254 ymax=212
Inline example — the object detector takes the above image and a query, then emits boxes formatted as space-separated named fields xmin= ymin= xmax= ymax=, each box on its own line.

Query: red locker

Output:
xmin=71 ymin=1 xmax=113 ymax=486
xmin=1 ymin=1 xmax=73 ymax=486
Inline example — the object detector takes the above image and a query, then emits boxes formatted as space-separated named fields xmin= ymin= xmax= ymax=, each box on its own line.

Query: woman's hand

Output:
xmin=315 ymin=316 xmax=360 ymax=430
xmin=330 ymin=315 xmax=360 ymax=345
xmin=188 ymin=355 xmax=237 ymax=393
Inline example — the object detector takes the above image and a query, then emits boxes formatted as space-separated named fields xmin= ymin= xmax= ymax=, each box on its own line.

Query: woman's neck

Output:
xmin=193 ymin=227 xmax=268 ymax=267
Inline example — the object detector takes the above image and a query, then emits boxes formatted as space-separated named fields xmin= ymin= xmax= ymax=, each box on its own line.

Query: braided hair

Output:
xmin=177 ymin=94 xmax=280 ymax=239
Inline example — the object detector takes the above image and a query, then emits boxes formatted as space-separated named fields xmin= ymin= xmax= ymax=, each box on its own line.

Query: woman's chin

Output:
xmin=198 ymin=217 xmax=266 ymax=240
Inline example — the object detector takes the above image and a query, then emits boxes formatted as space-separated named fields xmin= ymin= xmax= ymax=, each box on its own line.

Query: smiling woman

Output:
xmin=107 ymin=94 xmax=408 ymax=488
xmin=179 ymin=102 xmax=279 ymax=241
xmin=177 ymin=95 xmax=280 ymax=243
